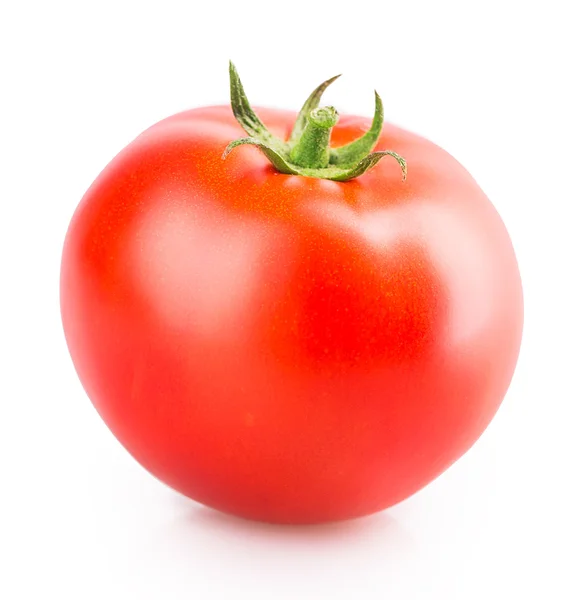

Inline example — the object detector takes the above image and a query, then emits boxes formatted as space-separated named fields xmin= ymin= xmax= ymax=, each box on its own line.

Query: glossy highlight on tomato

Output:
xmin=60 ymin=64 xmax=523 ymax=524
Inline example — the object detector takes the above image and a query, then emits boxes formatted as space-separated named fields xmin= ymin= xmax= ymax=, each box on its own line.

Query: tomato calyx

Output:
xmin=222 ymin=62 xmax=408 ymax=182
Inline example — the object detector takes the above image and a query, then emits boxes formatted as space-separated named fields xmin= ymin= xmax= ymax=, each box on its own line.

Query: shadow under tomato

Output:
xmin=162 ymin=493 xmax=416 ymax=556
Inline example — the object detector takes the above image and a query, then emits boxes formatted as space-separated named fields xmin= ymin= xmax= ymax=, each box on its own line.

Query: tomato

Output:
xmin=60 ymin=64 xmax=523 ymax=524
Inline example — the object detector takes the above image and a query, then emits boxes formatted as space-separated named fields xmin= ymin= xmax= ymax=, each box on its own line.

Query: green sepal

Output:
xmin=328 ymin=150 xmax=407 ymax=181
xmin=330 ymin=91 xmax=384 ymax=166
xmin=222 ymin=137 xmax=298 ymax=175
xmin=228 ymin=62 xmax=288 ymax=155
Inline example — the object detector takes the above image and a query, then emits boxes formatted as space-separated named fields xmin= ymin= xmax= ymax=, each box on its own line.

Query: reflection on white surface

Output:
xmin=149 ymin=497 xmax=419 ymax=599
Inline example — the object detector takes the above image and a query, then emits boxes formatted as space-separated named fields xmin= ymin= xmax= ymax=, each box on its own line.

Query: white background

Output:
xmin=1 ymin=1 xmax=581 ymax=598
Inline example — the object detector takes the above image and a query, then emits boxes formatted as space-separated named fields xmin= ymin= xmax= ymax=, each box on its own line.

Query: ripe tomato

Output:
xmin=61 ymin=65 xmax=522 ymax=524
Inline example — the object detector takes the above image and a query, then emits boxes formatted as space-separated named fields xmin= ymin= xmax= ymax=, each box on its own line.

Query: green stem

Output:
xmin=223 ymin=63 xmax=407 ymax=183
xmin=289 ymin=106 xmax=338 ymax=168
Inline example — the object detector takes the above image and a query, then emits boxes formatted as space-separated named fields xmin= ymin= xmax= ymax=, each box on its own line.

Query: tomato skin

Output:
xmin=61 ymin=105 xmax=523 ymax=524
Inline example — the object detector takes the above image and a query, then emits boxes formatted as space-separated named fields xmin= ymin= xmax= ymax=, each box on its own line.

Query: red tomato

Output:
xmin=61 ymin=67 xmax=522 ymax=524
